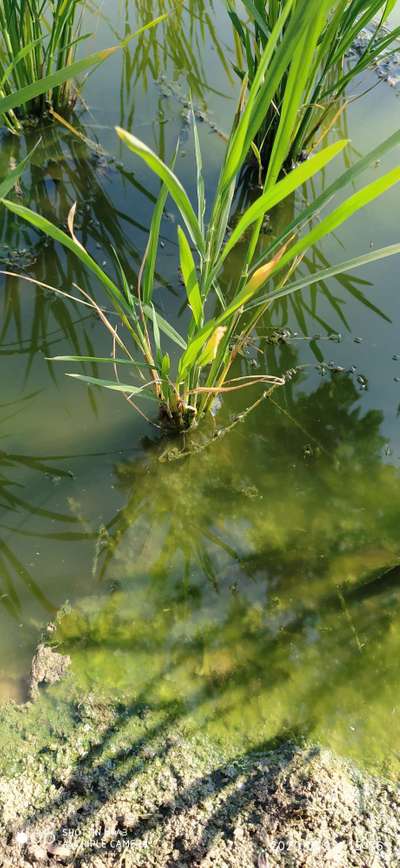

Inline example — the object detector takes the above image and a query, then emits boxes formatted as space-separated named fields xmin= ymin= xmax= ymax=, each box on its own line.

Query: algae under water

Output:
xmin=0 ymin=0 xmax=400 ymax=778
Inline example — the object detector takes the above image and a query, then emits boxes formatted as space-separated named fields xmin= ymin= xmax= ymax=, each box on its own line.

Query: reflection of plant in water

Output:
xmin=108 ymin=0 xmax=233 ymax=127
xmin=94 ymin=371 xmax=395 ymax=583
xmin=54 ymin=373 xmax=400 ymax=772
xmin=0 ymin=396 xmax=83 ymax=620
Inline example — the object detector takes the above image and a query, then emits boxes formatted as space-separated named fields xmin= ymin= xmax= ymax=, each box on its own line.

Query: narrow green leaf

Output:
xmin=241 ymin=0 xmax=270 ymax=37
xmin=50 ymin=355 xmax=154 ymax=368
xmin=142 ymin=304 xmax=187 ymax=350
xmin=112 ymin=246 xmax=135 ymax=310
xmin=0 ymin=16 xmax=167 ymax=117
xmin=178 ymin=320 xmax=217 ymax=377
xmin=0 ymin=47 xmax=115 ymax=118
xmin=151 ymin=303 xmax=161 ymax=357
xmin=252 ymin=128 xmax=400 ymax=273
xmin=177 ymin=227 xmax=203 ymax=326
xmin=383 ymin=0 xmax=397 ymax=21
xmin=192 ymin=106 xmax=206 ymax=234
xmin=220 ymin=139 xmax=348 ymax=266
xmin=0 ymin=38 xmax=44 ymax=89
xmin=161 ymin=353 xmax=171 ymax=380
xmin=273 ymin=167 xmax=400 ymax=279
xmin=248 ymin=244 xmax=400 ymax=308
xmin=0 ymin=198 xmax=126 ymax=309
xmin=221 ymin=0 xmax=298 ymax=188
xmin=66 ymin=373 xmax=158 ymax=399
xmin=266 ymin=0 xmax=332 ymax=185
xmin=142 ymin=181 xmax=169 ymax=305
xmin=115 ymin=127 xmax=204 ymax=251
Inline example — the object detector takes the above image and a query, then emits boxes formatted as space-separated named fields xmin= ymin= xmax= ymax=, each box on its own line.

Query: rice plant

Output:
xmin=0 ymin=134 xmax=179 ymax=400
xmin=0 ymin=3 xmax=166 ymax=133
xmin=0 ymin=0 xmax=89 ymax=131
xmin=229 ymin=0 xmax=400 ymax=175
xmin=2 ymin=1 xmax=400 ymax=433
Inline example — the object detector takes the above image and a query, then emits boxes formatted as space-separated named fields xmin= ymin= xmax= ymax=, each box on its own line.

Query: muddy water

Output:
xmin=1 ymin=1 xmax=400 ymax=775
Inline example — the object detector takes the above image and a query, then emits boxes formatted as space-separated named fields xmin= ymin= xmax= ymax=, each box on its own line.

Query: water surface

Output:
xmin=1 ymin=0 xmax=400 ymax=775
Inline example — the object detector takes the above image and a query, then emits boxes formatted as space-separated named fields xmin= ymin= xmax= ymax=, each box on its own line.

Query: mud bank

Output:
xmin=0 ymin=666 xmax=399 ymax=867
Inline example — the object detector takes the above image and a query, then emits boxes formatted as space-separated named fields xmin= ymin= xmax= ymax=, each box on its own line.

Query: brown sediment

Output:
xmin=0 ymin=650 xmax=399 ymax=867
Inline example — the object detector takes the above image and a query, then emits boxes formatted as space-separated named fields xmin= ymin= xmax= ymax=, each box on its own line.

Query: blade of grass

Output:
xmin=178 ymin=227 xmax=203 ymax=326
xmin=115 ymin=127 xmax=204 ymax=251
xmin=220 ymin=138 xmax=348 ymax=266
xmin=66 ymin=373 xmax=159 ymax=398
xmin=270 ymin=168 xmax=400 ymax=281
xmin=248 ymin=243 xmax=400 ymax=308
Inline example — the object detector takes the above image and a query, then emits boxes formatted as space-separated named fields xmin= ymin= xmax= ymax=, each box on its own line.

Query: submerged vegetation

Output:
xmin=2 ymin=1 xmax=400 ymax=431
xmin=229 ymin=0 xmax=400 ymax=174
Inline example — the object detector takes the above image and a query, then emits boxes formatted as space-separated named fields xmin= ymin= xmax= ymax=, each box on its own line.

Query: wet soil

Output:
xmin=0 ymin=651 xmax=399 ymax=867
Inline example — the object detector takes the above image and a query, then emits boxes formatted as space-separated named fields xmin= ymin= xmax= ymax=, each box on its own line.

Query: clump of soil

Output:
xmin=29 ymin=644 xmax=71 ymax=700
xmin=0 ymin=663 xmax=399 ymax=866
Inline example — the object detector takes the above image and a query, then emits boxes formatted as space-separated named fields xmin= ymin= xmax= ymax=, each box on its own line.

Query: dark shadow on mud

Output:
xmin=17 ymin=679 xmax=306 ymax=866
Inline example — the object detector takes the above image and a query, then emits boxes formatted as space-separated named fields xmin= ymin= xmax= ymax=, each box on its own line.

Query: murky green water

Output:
xmin=1 ymin=1 xmax=400 ymax=776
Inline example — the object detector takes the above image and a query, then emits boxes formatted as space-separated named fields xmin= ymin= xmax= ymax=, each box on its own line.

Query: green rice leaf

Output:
xmin=253 ymin=128 xmax=400 ymax=272
xmin=161 ymin=353 xmax=171 ymax=380
xmin=383 ymin=0 xmax=398 ymax=21
xmin=266 ymin=0 xmax=333 ymax=185
xmin=273 ymin=167 xmax=400 ymax=279
xmin=50 ymin=355 xmax=154 ymax=368
xmin=0 ymin=14 xmax=166 ymax=119
xmin=0 ymin=38 xmax=44 ymax=89
xmin=116 ymin=127 xmax=204 ymax=251
xmin=177 ymin=227 xmax=203 ymax=326
xmin=248 ymin=244 xmax=400 ymax=308
xmin=142 ymin=180 xmax=169 ymax=305
xmin=178 ymin=320 xmax=217 ymax=377
xmin=192 ymin=106 xmax=206 ymax=234
xmin=151 ymin=302 xmax=161 ymax=358
xmin=0 ymin=198 xmax=127 ymax=310
xmin=220 ymin=139 xmax=348 ymax=265
xmin=0 ymin=47 xmax=120 ymax=118
xmin=221 ymin=0 xmax=297 ymax=189
xmin=142 ymin=304 xmax=187 ymax=350
xmin=66 ymin=373 xmax=158 ymax=399
xmin=111 ymin=246 xmax=135 ymax=311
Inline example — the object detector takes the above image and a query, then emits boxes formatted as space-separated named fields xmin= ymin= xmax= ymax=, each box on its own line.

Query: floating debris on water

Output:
xmin=357 ymin=374 xmax=368 ymax=389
